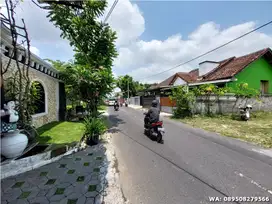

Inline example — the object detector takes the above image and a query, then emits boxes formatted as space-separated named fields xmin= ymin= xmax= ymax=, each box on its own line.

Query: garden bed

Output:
xmin=178 ymin=112 xmax=272 ymax=148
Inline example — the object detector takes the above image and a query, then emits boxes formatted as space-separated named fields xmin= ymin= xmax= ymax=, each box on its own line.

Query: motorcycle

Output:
xmin=239 ymin=104 xmax=252 ymax=121
xmin=143 ymin=112 xmax=165 ymax=144
xmin=114 ymin=105 xmax=119 ymax=111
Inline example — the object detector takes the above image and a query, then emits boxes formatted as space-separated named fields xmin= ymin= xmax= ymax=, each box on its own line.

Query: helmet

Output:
xmin=151 ymin=100 xmax=158 ymax=107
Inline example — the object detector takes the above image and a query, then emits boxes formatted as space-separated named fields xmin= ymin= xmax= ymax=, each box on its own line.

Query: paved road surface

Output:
xmin=108 ymin=107 xmax=272 ymax=204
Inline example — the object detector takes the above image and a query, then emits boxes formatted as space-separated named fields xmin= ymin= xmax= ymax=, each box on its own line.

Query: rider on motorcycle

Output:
xmin=114 ymin=100 xmax=119 ymax=109
xmin=144 ymin=100 xmax=160 ymax=128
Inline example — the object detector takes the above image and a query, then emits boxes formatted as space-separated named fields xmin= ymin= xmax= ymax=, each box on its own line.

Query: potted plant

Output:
xmin=83 ymin=116 xmax=106 ymax=146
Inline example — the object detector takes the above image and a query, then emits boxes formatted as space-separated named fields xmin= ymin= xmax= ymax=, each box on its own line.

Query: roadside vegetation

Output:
xmin=36 ymin=1 xmax=117 ymax=146
xmin=169 ymin=83 xmax=272 ymax=148
xmin=179 ymin=112 xmax=272 ymax=148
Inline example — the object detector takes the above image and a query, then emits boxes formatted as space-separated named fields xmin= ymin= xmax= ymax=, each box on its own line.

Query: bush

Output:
xmin=170 ymin=86 xmax=196 ymax=118
xmin=83 ymin=116 xmax=107 ymax=139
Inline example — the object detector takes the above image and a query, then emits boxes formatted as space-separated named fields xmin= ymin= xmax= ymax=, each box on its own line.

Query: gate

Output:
xmin=142 ymin=95 xmax=156 ymax=108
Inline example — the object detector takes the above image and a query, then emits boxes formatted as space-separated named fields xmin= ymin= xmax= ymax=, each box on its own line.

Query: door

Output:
xmin=59 ymin=82 xmax=66 ymax=121
xmin=260 ymin=80 xmax=269 ymax=94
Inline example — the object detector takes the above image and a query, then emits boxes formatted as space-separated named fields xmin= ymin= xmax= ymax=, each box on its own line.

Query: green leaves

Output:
xmin=40 ymin=0 xmax=117 ymax=113
xmin=84 ymin=116 xmax=107 ymax=139
xmin=230 ymin=82 xmax=260 ymax=98
xmin=116 ymin=75 xmax=152 ymax=98
xmin=171 ymin=86 xmax=195 ymax=118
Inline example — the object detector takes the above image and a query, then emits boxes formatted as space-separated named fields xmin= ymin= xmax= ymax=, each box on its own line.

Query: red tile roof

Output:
xmin=149 ymin=47 xmax=272 ymax=90
xmin=202 ymin=48 xmax=272 ymax=81
xmin=151 ymin=71 xmax=196 ymax=89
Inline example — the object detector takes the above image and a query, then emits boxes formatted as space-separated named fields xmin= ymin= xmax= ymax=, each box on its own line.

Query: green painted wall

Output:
xmin=227 ymin=57 xmax=272 ymax=93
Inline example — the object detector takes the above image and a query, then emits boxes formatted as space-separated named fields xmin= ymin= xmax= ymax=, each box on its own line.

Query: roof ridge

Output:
xmin=235 ymin=47 xmax=269 ymax=59
xmin=201 ymin=47 xmax=271 ymax=82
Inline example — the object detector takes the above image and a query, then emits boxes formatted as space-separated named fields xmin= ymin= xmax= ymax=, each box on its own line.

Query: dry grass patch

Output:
xmin=179 ymin=112 xmax=272 ymax=148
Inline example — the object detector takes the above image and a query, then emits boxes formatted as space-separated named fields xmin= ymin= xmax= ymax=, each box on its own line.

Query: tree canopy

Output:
xmin=36 ymin=0 xmax=118 ymax=114
xmin=116 ymin=75 xmax=153 ymax=98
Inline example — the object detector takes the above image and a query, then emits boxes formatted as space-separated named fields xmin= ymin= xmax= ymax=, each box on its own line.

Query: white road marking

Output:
xmin=234 ymin=171 xmax=272 ymax=195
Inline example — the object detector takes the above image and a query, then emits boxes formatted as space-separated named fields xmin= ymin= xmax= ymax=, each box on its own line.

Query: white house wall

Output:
xmin=2 ymin=55 xmax=59 ymax=128
xmin=199 ymin=62 xmax=219 ymax=76
xmin=173 ymin=77 xmax=187 ymax=86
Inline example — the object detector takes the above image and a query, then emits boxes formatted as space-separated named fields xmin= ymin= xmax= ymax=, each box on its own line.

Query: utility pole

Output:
xmin=127 ymin=80 xmax=129 ymax=104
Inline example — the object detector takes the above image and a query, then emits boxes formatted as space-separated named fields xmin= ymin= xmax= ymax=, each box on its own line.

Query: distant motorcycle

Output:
xmin=114 ymin=105 xmax=119 ymax=111
xmin=239 ymin=104 xmax=252 ymax=121
xmin=143 ymin=112 xmax=165 ymax=143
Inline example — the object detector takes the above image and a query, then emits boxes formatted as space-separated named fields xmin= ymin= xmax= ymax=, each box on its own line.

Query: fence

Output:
xmin=160 ymin=95 xmax=272 ymax=114
xmin=142 ymin=96 xmax=156 ymax=108
xmin=129 ymin=96 xmax=141 ymax=106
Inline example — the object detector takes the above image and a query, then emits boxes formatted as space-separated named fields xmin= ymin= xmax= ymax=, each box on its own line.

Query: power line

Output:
xmin=140 ymin=20 xmax=272 ymax=80
xmin=103 ymin=0 xmax=118 ymax=24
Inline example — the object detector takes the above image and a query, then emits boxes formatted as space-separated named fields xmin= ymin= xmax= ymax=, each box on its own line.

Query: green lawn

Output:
xmin=37 ymin=121 xmax=85 ymax=144
xmin=178 ymin=112 xmax=272 ymax=148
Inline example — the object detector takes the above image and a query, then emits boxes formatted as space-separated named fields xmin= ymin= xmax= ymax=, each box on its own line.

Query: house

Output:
xmin=190 ymin=48 xmax=272 ymax=94
xmin=147 ymin=70 xmax=199 ymax=97
xmin=146 ymin=48 xmax=272 ymax=113
xmin=1 ymin=23 xmax=66 ymax=128
xmin=151 ymin=47 xmax=272 ymax=94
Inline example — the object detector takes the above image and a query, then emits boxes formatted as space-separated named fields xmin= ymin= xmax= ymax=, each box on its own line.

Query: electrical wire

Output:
xmin=103 ymin=0 xmax=118 ymax=24
xmin=140 ymin=20 xmax=272 ymax=80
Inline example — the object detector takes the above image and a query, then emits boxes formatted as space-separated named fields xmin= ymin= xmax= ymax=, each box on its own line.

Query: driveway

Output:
xmin=108 ymin=107 xmax=272 ymax=204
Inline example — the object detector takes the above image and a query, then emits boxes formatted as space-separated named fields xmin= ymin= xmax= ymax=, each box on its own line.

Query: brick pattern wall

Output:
xmin=2 ymin=56 xmax=59 ymax=127
xmin=160 ymin=95 xmax=272 ymax=114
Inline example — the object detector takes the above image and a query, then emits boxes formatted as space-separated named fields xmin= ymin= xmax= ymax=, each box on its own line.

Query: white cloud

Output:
xmin=30 ymin=46 xmax=40 ymax=56
xmin=108 ymin=1 xmax=272 ymax=83
xmin=2 ymin=0 xmax=272 ymax=84
xmin=1 ymin=1 xmax=74 ymax=61
xmin=104 ymin=0 xmax=145 ymax=47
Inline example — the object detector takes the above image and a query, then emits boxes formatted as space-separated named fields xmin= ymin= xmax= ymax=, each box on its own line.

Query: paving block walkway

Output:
xmin=1 ymin=146 xmax=108 ymax=204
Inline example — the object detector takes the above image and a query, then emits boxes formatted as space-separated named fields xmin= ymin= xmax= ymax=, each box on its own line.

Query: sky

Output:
xmin=1 ymin=0 xmax=272 ymax=84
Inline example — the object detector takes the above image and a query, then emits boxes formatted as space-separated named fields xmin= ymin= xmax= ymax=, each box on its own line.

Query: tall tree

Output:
xmin=44 ymin=59 xmax=66 ymax=72
xmin=117 ymin=75 xmax=154 ymax=98
xmin=35 ymin=0 xmax=118 ymax=115
xmin=116 ymin=75 xmax=137 ymax=98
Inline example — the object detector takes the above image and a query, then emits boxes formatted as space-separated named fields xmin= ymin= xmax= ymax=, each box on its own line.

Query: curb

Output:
xmin=1 ymin=144 xmax=86 ymax=180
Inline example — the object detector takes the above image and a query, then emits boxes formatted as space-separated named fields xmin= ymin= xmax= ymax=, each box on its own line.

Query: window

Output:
xmin=31 ymin=81 xmax=46 ymax=114
xmin=4 ymin=46 xmax=9 ymax=57
xmin=260 ymin=80 xmax=269 ymax=94
xmin=21 ymin=55 xmax=26 ymax=64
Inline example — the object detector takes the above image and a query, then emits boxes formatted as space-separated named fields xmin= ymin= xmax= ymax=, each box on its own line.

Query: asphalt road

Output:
xmin=108 ymin=107 xmax=272 ymax=204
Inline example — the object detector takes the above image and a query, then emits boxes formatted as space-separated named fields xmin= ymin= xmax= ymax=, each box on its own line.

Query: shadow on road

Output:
xmin=107 ymin=114 xmax=125 ymax=134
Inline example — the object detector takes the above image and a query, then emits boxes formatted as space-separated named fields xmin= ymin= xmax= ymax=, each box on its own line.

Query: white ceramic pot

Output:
xmin=1 ymin=130 xmax=28 ymax=158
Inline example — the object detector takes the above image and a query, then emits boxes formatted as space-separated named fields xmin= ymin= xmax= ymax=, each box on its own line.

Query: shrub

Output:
xmin=170 ymin=86 xmax=196 ymax=118
xmin=83 ymin=116 xmax=107 ymax=139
